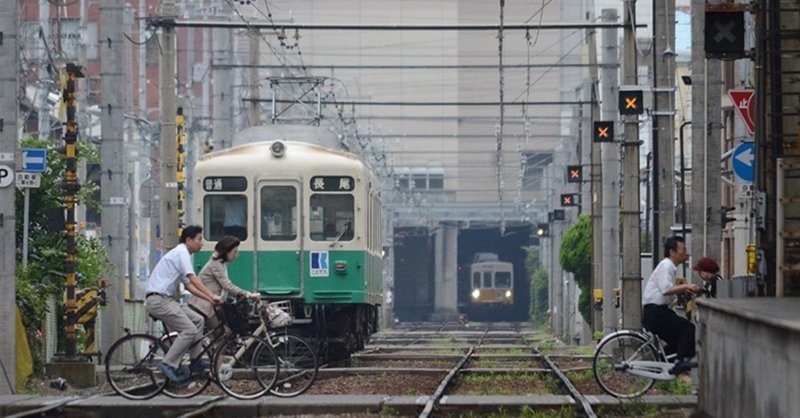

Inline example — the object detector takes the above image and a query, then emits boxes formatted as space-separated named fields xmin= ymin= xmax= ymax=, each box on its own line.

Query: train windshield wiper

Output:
xmin=329 ymin=223 xmax=349 ymax=247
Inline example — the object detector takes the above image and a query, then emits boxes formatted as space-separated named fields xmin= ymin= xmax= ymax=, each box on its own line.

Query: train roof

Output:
xmin=196 ymin=140 xmax=374 ymax=176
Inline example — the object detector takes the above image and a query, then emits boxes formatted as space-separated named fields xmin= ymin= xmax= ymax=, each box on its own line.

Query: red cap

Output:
xmin=693 ymin=257 xmax=720 ymax=273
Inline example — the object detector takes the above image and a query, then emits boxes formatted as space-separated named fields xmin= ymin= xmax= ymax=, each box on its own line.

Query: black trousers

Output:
xmin=642 ymin=304 xmax=696 ymax=360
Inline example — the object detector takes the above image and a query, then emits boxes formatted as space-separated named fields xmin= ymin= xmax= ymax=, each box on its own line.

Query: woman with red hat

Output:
xmin=693 ymin=257 xmax=721 ymax=298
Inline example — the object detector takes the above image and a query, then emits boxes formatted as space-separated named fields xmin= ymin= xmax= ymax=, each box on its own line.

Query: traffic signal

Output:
xmin=721 ymin=206 xmax=736 ymax=226
xmin=536 ymin=223 xmax=550 ymax=237
xmin=561 ymin=193 xmax=579 ymax=207
xmin=619 ymin=89 xmax=644 ymax=115
xmin=705 ymin=4 xmax=745 ymax=59
xmin=567 ymin=165 xmax=583 ymax=183
xmin=593 ymin=121 xmax=614 ymax=143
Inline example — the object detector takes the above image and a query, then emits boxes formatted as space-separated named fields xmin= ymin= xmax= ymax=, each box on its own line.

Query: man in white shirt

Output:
xmin=145 ymin=225 xmax=222 ymax=383
xmin=642 ymin=235 xmax=700 ymax=374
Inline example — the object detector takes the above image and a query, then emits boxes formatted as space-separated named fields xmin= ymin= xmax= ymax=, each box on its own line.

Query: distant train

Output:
xmin=469 ymin=252 xmax=514 ymax=306
xmin=192 ymin=127 xmax=383 ymax=358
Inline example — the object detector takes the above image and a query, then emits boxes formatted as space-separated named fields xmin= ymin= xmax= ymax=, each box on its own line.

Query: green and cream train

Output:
xmin=192 ymin=127 xmax=383 ymax=358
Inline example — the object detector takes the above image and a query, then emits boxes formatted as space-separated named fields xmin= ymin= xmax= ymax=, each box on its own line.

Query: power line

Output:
xmin=151 ymin=19 xmax=644 ymax=31
xmin=243 ymin=98 xmax=593 ymax=106
xmin=211 ymin=63 xmax=619 ymax=70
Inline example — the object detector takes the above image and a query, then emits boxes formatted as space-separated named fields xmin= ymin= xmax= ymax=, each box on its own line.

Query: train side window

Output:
xmin=204 ymin=194 xmax=247 ymax=242
xmin=495 ymin=271 xmax=512 ymax=288
xmin=483 ymin=272 xmax=492 ymax=288
xmin=260 ymin=186 xmax=297 ymax=241
xmin=310 ymin=193 xmax=354 ymax=241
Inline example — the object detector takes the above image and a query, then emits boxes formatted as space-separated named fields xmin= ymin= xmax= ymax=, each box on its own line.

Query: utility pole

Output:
xmin=621 ymin=0 xmax=642 ymax=329
xmin=100 ymin=0 xmax=127 ymax=349
xmin=653 ymin=0 xmax=677 ymax=257
xmin=691 ymin=0 xmax=723 ymax=261
xmin=587 ymin=22 xmax=603 ymax=335
xmin=160 ymin=0 xmax=179 ymax=250
xmin=601 ymin=8 xmax=621 ymax=334
xmin=0 ymin=0 xmax=19 ymax=395
xmin=212 ymin=1 xmax=232 ymax=149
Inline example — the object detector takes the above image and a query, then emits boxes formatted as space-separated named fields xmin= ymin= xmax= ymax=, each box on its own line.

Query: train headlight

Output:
xmin=471 ymin=289 xmax=480 ymax=300
xmin=505 ymin=290 xmax=512 ymax=298
xmin=270 ymin=141 xmax=286 ymax=158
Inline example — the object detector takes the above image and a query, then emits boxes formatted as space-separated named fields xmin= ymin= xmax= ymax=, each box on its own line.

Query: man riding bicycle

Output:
xmin=642 ymin=235 xmax=699 ymax=375
xmin=144 ymin=225 xmax=222 ymax=383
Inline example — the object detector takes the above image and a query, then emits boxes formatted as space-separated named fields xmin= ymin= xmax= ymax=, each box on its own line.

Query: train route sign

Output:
xmin=728 ymin=89 xmax=755 ymax=135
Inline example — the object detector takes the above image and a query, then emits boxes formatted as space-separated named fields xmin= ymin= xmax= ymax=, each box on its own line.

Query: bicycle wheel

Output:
xmin=268 ymin=332 xmax=319 ymax=397
xmin=105 ymin=334 xmax=168 ymax=400
xmin=159 ymin=332 xmax=213 ymax=398
xmin=214 ymin=334 xmax=279 ymax=399
xmin=593 ymin=332 xmax=658 ymax=398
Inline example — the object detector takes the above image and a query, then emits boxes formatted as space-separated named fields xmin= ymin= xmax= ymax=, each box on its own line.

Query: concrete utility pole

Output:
xmin=0 ymin=0 xmax=18 ymax=395
xmin=621 ymin=0 xmax=642 ymax=329
xmin=160 ymin=0 xmax=179 ymax=250
xmin=212 ymin=1 xmax=232 ymax=149
xmin=652 ymin=0 xmax=676 ymax=257
xmin=587 ymin=23 xmax=603 ymax=335
xmin=601 ymin=8 xmax=621 ymax=334
xmin=691 ymin=0 xmax=723 ymax=261
xmin=100 ymin=0 xmax=127 ymax=354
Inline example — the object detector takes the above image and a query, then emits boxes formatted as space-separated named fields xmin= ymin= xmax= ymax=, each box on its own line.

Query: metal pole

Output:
xmin=679 ymin=121 xmax=690 ymax=278
xmin=160 ymin=0 xmax=179 ymax=250
xmin=0 ymin=0 xmax=18 ymax=392
xmin=621 ymin=0 xmax=642 ymax=330
xmin=22 ymin=189 xmax=29 ymax=268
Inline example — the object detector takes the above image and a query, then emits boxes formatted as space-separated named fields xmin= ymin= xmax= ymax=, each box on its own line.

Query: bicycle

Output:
xmin=591 ymin=328 xmax=696 ymax=398
xmin=251 ymin=299 xmax=319 ymax=397
xmin=104 ymin=298 xmax=280 ymax=400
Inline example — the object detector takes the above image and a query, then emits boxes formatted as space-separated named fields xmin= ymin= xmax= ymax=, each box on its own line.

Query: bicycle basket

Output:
xmin=260 ymin=300 xmax=293 ymax=328
xmin=217 ymin=301 xmax=252 ymax=334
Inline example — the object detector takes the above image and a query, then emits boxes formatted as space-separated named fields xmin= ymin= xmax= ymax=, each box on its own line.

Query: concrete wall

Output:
xmin=695 ymin=298 xmax=800 ymax=418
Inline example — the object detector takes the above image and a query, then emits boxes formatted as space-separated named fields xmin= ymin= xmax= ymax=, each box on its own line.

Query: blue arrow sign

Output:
xmin=22 ymin=148 xmax=47 ymax=173
xmin=732 ymin=142 xmax=754 ymax=183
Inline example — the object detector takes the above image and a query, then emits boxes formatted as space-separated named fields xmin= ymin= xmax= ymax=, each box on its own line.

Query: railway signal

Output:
xmin=561 ymin=193 xmax=579 ymax=207
xmin=705 ymin=4 xmax=745 ymax=59
xmin=536 ymin=223 xmax=550 ymax=237
xmin=593 ymin=121 xmax=614 ymax=143
xmin=567 ymin=165 xmax=583 ymax=183
xmin=619 ymin=88 xmax=643 ymax=115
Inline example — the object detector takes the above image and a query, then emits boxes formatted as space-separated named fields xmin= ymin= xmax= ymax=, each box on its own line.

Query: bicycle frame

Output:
xmin=602 ymin=329 xmax=677 ymax=381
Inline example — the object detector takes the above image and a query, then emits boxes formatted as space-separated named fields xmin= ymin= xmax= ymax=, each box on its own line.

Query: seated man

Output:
xmin=144 ymin=225 xmax=222 ymax=383
xmin=642 ymin=235 xmax=700 ymax=375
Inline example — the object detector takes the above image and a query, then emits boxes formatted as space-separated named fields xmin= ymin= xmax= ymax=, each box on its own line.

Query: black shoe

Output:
xmin=189 ymin=358 xmax=210 ymax=375
xmin=669 ymin=360 xmax=697 ymax=375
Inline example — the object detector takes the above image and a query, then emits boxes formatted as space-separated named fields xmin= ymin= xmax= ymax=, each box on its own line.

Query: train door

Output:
xmin=256 ymin=180 xmax=303 ymax=296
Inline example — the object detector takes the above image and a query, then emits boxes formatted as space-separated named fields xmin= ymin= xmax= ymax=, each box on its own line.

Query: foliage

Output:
xmin=559 ymin=213 xmax=591 ymax=324
xmin=14 ymin=137 xmax=108 ymax=370
xmin=524 ymin=246 xmax=548 ymax=326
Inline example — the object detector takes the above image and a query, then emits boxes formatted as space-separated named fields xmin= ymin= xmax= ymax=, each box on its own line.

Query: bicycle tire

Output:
xmin=592 ymin=332 xmax=658 ymax=398
xmin=159 ymin=332 xmax=213 ymax=398
xmin=267 ymin=332 xmax=319 ymax=397
xmin=105 ymin=333 xmax=168 ymax=400
xmin=214 ymin=334 xmax=279 ymax=400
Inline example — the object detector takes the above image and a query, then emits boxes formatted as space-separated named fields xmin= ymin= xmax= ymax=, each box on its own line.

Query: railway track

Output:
xmin=0 ymin=322 xmax=697 ymax=418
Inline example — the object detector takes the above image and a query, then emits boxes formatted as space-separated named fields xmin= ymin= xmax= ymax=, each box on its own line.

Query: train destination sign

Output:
xmin=310 ymin=176 xmax=355 ymax=192
xmin=202 ymin=176 xmax=247 ymax=192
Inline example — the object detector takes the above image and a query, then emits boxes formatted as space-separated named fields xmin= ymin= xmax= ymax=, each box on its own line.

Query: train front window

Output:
xmin=204 ymin=194 xmax=247 ymax=242
xmin=472 ymin=272 xmax=481 ymax=288
xmin=482 ymin=272 xmax=492 ymax=288
xmin=260 ymin=186 xmax=297 ymax=241
xmin=310 ymin=193 xmax=354 ymax=241
xmin=495 ymin=272 xmax=512 ymax=288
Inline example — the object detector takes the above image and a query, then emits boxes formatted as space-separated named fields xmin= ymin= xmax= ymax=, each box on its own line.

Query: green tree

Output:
xmin=559 ymin=213 xmax=591 ymax=323
xmin=15 ymin=137 xmax=109 ymax=372
xmin=523 ymin=246 xmax=548 ymax=326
